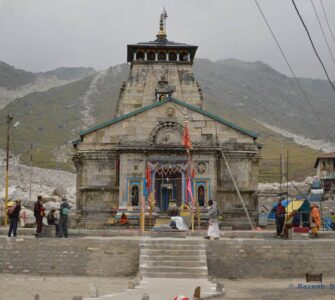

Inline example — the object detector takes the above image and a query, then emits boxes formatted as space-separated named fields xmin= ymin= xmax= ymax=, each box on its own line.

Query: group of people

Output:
xmin=7 ymin=195 xmax=70 ymax=238
xmin=159 ymin=199 xmax=221 ymax=239
xmin=37 ymin=196 xmax=71 ymax=238
xmin=273 ymin=198 xmax=321 ymax=239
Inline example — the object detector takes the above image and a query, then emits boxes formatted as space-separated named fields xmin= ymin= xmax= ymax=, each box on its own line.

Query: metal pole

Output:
xmin=287 ymin=149 xmax=292 ymax=213
xmin=282 ymin=141 xmax=285 ymax=192
xmin=220 ymin=150 xmax=254 ymax=230
xmin=279 ymin=152 xmax=282 ymax=194
xmin=4 ymin=114 xmax=13 ymax=226
xmin=29 ymin=143 xmax=33 ymax=201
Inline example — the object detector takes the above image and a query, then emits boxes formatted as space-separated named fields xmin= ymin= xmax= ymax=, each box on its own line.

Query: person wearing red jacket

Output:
xmin=34 ymin=195 xmax=45 ymax=237
xmin=273 ymin=198 xmax=286 ymax=237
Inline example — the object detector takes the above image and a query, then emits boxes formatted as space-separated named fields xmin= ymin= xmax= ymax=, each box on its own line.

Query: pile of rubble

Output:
xmin=0 ymin=150 xmax=76 ymax=225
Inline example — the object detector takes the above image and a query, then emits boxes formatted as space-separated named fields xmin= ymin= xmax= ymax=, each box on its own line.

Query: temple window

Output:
xmin=158 ymin=94 xmax=167 ymax=101
xmin=131 ymin=185 xmax=139 ymax=206
xmin=136 ymin=51 xmax=145 ymax=61
xmin=147 ymin=51 xmax=155 ymax=61
xmin=158 ymin=51 xmax=166 ymax=61
xmin=179 ymin=51 xmax=188 ymax=61
xmin=169 ymin=51 xmax=177 ymax=61
xmin=198 ymin=185 xmax=205 ymax=206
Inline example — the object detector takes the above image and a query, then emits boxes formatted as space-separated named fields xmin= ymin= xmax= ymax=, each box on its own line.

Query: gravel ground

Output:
xmin=0 ymin=274 xmax=128 ymax=300
xmin=1 ymin=275 xmax=335 ymax=300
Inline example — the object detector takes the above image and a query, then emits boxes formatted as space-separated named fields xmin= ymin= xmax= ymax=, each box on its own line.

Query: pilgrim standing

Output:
xmin=204 ymin=199 xmax=220 ymax=240
xmin=34 ymin=196 xmax=45 ymax=237
xmin=7 ymin=200 xmax=21 ymax=238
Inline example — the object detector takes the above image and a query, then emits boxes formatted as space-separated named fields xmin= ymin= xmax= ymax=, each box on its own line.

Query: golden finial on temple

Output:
xmin=156 ymin=8 xmax=168 ymax=39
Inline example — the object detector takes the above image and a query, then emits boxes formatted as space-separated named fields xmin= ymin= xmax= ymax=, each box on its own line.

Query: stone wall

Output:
xmin=2 ymin=237 xmax=335 ymax=279
xmin=0 ymin=238 xmax=139 ymax=277
xmin=207 ymin=239 xmax=335 ymax=278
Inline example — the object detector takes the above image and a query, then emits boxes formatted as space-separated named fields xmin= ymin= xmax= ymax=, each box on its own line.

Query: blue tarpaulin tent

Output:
xmin=268 ymin=199 xmax=310 ymax=226
xmin=268 ymin=199 xmax=290 ymax=220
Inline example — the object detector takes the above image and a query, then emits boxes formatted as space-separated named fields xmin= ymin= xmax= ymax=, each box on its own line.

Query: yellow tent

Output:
xmin=285 ymin=200 xmax=310 ymax=213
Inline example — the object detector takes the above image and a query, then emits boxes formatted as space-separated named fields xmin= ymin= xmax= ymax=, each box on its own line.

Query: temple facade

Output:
xmin=73 ymin=12 xmax=261 ymax=228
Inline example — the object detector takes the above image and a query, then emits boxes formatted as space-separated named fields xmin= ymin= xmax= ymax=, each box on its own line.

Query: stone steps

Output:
xmin=141 ymin=260 xmax=207 ymax=267
xmin=139 ymin=239 xmax=208 ymax=279
xmin=140 ymin=260 xmax=207 ymax=268
xmin=140 ymin=271 xmax=209 ymax=278
xmin=141 ymin=240 xmax=204 ymax=245
xmin=140 ymin=255 xmax=207 ymax=261
xmin=141 ymin=243 xmax=206 ymax=250
xmin=140 ymin=264 xmax=207 ymax=272
xmin=141 ymin=249 xmax=206 ymax=256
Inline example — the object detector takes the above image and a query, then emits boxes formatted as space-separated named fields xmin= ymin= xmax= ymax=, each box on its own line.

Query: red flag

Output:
xmin=146 ymin=165 xmax=151 ymax=191
xmin=183 ymin=121 xmax=192 ymax=149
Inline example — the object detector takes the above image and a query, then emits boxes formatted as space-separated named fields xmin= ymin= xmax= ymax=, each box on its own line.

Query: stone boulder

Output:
xmin=43 ymin=201 xmax=60 ymax=211
xmin=52 ymin=185 xmax=67 ymax=198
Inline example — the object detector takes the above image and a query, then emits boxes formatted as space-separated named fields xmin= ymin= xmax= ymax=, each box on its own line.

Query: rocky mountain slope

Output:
xmin=0 ymin=64 xmax=129 ymax=170
xmin=0 ymin=59 xmax=333 ymax=181
xmin=193 ymin=58 xmax=335 ymax=142
xmin=0 ymin=61 xmax=95 ymax=109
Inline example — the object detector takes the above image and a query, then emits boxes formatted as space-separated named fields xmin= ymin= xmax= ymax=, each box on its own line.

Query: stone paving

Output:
xmin=84 ymin=278 xmax=219 ymax=300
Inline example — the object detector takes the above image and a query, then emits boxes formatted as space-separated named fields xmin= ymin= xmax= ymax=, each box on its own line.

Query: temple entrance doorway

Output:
xmin=155 ymin=169 xmax=183 ymax=212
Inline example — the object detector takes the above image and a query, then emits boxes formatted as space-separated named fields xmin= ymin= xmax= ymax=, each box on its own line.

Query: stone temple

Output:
xmin=73 ymin=12 xmax=261 ymax=228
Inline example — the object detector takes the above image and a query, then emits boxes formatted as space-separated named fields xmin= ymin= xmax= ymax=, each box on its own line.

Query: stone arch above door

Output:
xmin=149 ymin=121 xmax=184 ymax=146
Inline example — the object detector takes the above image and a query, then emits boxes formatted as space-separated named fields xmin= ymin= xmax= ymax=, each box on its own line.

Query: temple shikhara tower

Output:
xmin=73 ymin=11 xmax=261 ymax=228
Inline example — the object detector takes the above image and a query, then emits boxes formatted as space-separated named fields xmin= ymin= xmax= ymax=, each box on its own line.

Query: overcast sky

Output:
xmin=0 ymin=0 xmax=335 ymax=80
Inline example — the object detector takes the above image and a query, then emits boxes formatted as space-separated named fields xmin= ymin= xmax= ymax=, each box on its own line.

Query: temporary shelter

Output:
xmin=269 ymin=199 xmax=310 ymax=226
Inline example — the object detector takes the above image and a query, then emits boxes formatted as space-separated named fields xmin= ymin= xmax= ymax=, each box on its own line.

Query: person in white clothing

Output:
xmin=171 ymin=216 xmax=189 ymax=230
xmin=204 ymin=199 xmax=220 ymax=240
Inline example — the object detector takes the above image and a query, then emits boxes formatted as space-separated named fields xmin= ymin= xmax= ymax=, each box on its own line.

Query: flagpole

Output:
xmin=140 ymin=195 xmax=145 ymax=234
xmin=183 ymin=117 xmax=194 ymax=233
xmin=189 ymin=150 xmax=194 ymax=233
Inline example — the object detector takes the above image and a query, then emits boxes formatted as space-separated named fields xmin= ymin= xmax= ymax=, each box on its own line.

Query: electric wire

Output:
xmin=320 ymin=0 xmax=335 ymax=45
xmin=310 ymin=0 xmax=335 ymax=64
xmin=291 ymin=0 xmax=335 ymax=91
xmin=254 ymin=0 xmax=333 ymax=141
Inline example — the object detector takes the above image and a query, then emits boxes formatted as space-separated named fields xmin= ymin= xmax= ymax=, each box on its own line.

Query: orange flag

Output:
xmin=183 ymin=121 xmax=192 ymax=149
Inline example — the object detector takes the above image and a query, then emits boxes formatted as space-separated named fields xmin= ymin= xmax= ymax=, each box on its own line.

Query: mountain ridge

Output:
xmin=0 ymin=61 xmax=96 ymax=109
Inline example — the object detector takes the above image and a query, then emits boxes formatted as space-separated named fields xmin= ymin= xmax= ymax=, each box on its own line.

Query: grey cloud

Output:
xmin=0 ymin=0 xmax=334 ymax=79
